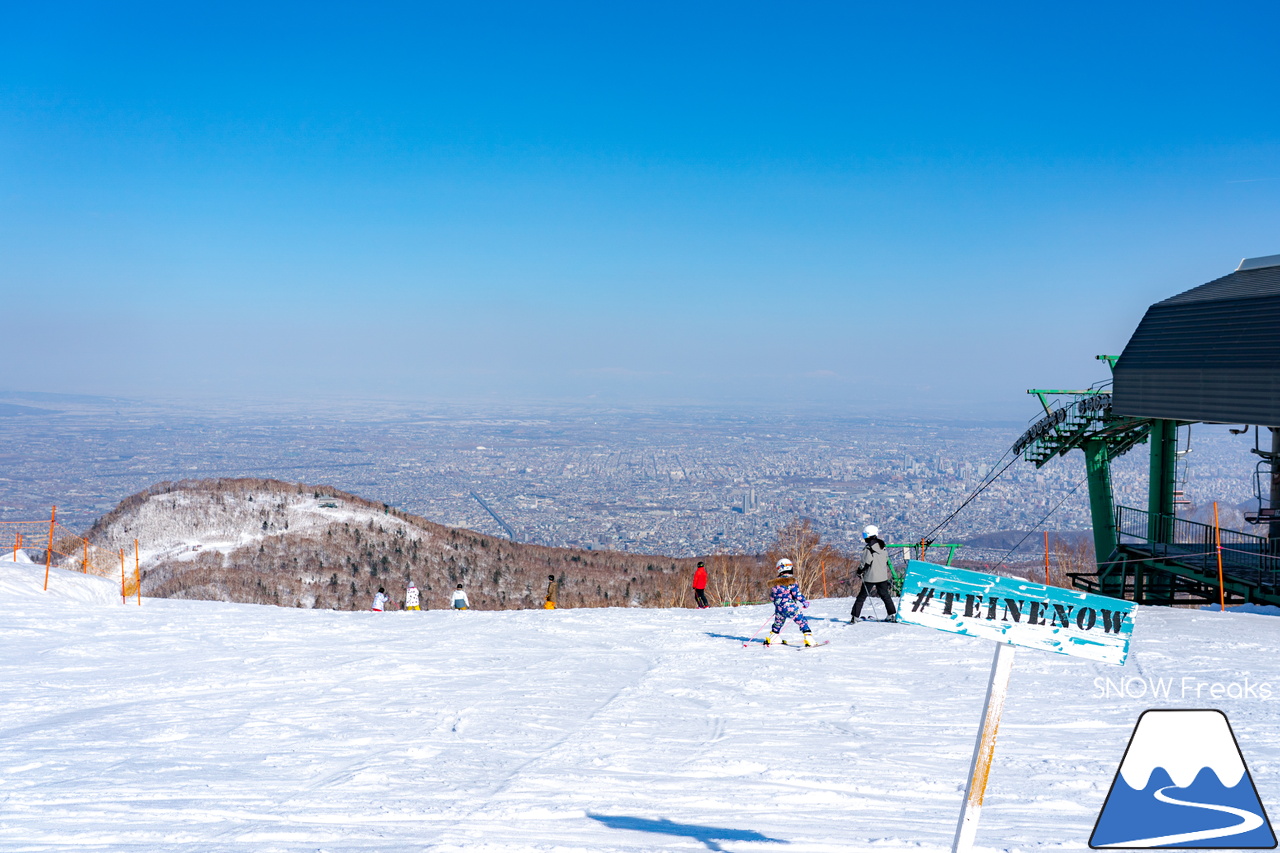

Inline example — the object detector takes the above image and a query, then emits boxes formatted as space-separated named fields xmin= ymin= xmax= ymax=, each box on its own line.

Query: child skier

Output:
xmin=404 ymin=581 xmax=420 ymax=611
xmin=451 ymin=584 xmax=469 ymax=610
xmin=764 ymin=558 xmax=815 ymax=646
xmin=372 ymin=587 xmax=389 ymax=612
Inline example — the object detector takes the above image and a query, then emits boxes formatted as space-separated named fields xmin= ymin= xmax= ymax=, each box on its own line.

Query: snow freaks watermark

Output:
xmin=1094 ymin=676 xmax=1275 ymax=701
xmin=1089 ymin=710 xmax=1277 ymax=848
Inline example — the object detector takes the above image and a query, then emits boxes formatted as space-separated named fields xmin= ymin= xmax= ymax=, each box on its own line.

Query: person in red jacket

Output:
xmin=692 ymin=561 xmax=709 ymax=609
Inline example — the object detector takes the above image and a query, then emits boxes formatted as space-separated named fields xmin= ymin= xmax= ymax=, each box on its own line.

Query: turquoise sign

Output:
xmin=898 ymin=560 xmax=1136 ymax=666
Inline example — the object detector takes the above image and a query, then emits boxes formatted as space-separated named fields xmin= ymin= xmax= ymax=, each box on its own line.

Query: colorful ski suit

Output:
xmin=769 ymin=577 xmax=810 ymax=634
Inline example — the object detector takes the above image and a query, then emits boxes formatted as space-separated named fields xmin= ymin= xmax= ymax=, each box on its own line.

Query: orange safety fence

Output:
xmin=0 ymin=506 xmax=141 ymax=604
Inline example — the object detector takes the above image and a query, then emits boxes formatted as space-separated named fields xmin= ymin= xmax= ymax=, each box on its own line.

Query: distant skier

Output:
xmin=372 ymin=587 xmax=389 ymax=612
xmin=764 ymin=558 xmax=815 ymax=646
xmin=692 ymin=561 xmax=709 ymax=608
xmin=451 ymin=584 xmax=469 ymax=610
xmin=544 ymin=574 xmax=558 ymax=610
xmin=852 ymin=524 xmax=897 ymax=623
xmin=404 ymin=581 xmax=421 ymax=611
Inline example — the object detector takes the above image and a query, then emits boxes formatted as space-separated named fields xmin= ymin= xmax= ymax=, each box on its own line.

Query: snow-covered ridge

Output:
xmin=87 ymin=481 xmax=435 ymax=567
xmin=81 ymin=478 xmax=695 ymax=611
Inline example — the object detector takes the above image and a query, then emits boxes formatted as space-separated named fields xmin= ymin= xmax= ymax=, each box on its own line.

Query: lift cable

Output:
xmin=917 ymin=391 xmax=1099 ymax=551
xmin=916 ymin=449 xmax=1020 ymax=547
xmin=989 ymin=476 xmax=1088 ymax=573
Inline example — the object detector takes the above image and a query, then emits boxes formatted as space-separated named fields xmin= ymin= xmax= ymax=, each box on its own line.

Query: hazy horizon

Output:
xmin=0 ymin=385 xmax=1048 ymax=424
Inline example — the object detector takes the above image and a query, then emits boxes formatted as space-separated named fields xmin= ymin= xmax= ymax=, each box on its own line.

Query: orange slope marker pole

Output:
xmin=43 ymin=506 xmax=56 ymax=591
xmin=14 ymin=532 xmax=20 ymax=562
xmin=134 ymin=539 xmax=141 ymax=606
xmin=83 ymin=539 xmax=88 ymax=573
xmin=821 ymin=558 xmax=829 ymax=598
xmin=1214 ymin=501 xmax=1226 ymax=612
xmin=120 ymin=548 xmax=126 ymax=604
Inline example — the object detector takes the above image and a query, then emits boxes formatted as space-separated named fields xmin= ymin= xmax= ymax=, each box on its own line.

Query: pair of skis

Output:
xmin=743 ymin=636 xmax=830 ymax=648
xmin=741 ymin=613 xmax=830 ymax=648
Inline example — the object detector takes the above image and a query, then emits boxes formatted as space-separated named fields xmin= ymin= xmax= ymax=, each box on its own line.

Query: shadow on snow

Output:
xmin=587 ymin=813 xmax=788 ymax=852
xmin=704 ymin=631 xmax=754 ymax=643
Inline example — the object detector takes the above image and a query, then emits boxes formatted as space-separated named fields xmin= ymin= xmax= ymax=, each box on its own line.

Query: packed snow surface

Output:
xmin=1 ymin=561 xmax=1277 ymax=852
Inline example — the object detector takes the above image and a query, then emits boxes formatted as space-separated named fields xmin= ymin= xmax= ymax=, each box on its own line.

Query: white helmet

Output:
xmin=863 ymin=525 xmax=880 ymax=539
xmin=775 ymin=558 xmax=794 ymax=576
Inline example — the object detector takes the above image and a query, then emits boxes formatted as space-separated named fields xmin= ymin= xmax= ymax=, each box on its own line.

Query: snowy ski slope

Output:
xmin=1 ymin=559 xmax=1276 ymax=852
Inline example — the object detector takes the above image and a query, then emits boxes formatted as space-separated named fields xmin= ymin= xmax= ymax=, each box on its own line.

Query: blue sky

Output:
xmin=2 ymin=2 xmax=1278 ymax=414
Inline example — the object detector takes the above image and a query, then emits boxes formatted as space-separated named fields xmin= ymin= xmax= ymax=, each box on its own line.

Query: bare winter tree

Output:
xmin=704 ymin=554 xmax=771 ymax=607
xmin=1048 ymin=536 xmax=1096 ymax=588
xmin=766 ymin=518 xmax=852 ymax=599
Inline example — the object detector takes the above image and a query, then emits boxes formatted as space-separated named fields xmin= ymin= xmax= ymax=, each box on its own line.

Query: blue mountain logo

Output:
xmin=1091 ymin=709 xmax=1276 ymax=848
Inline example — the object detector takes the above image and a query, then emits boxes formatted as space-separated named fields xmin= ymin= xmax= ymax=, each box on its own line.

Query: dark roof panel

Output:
xmin=1157 ymin=265 xmax=1280 ymax=306
xmin=1112 ymin=261 xmax=1280 ymax=425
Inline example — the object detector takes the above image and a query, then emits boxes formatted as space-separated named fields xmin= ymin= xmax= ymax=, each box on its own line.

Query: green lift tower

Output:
xmin=1015 ymin=254 xmax=1280 ymax=607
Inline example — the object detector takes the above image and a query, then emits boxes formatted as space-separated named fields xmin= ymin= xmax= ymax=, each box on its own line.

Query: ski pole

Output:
xmin=743 ymin=616 xmax=776 ymax=647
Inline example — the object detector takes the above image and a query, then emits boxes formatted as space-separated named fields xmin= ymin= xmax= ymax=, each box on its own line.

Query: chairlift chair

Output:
xmin=1245 ymin=460 xmax=1277 ymax=526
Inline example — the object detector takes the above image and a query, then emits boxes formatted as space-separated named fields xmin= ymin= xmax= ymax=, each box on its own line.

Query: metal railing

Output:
xmin=1114 ymin=505 xmax=1280 ymax=590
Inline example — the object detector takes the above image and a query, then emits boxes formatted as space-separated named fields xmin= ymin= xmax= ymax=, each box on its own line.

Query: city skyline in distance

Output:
xmin=0 ymin=393 xmax=1261 ymax=564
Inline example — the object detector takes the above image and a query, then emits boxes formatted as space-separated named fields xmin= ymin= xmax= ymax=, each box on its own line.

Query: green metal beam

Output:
xmin=1147 ymin=419 xmax=1179 ymax=544
xmin=1082 ymin=439 xmax=1117 ymax=561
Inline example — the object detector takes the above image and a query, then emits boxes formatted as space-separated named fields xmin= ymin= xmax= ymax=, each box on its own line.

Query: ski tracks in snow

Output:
xmin=2 ymin=574 xmax=1278 ymax=853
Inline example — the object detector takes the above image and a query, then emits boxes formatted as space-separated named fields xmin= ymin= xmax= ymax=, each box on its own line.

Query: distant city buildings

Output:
xmin=0 ymin=399 xmax=1260 ymax=562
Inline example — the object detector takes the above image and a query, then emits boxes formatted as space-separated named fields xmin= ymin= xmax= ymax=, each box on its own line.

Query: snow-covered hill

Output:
xmin=1 ymin=561 xmax=1276 ymax=852
xmin=84 ymin=479 xmax=719 ymax=611
xmin=88 ymin=479 xmax=422 ymax=567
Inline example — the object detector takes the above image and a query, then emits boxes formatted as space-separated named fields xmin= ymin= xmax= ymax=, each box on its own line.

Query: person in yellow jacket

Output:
xmin=544 ymin=574 xmax=558 ymax=609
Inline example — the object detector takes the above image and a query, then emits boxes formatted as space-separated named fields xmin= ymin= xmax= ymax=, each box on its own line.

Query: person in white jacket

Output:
xmin=851 ymin=525 xmax=897 ymax=623
xmin=450 ymin=584 xmax=469 ymax=610
xmin=404 ymin=582 xmax=420 ymax=611
xmin=372 ymin=587 xmax=390 ymax=612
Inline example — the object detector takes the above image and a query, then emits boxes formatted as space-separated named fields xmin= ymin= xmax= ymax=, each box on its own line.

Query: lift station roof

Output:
xmin=1112 ymin=255 xmax=1280 ymax=426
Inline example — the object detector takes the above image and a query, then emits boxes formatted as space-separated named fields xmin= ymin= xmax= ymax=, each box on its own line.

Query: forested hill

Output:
xmin=85 ymin=478 xmax=768 ymax=610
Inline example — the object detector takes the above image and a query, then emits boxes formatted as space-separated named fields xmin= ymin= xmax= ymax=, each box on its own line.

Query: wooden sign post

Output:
xmin=897 ymin=560 xmax=1137 ymax=853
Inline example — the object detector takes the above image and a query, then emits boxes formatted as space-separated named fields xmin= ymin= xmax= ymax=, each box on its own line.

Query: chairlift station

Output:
xmin=1015 ymin=253 xmax=1280 ymax=607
